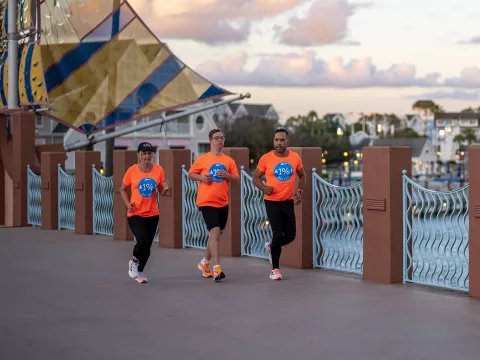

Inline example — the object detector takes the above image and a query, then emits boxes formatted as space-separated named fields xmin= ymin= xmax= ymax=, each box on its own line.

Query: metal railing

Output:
xmin=312 ymin=168 xmax=363 ymax=274
xmin=181 ymin=165 xmax=209 ymax=248
xmin=402 ymin=170 xmax=469 ymax=292
xmin=92 ymin=166 xmax=114 ymax=236
xmin=27 ymin=165 xmax=42 ymax=226
xmin=240 ymin=167 xmax=270 ymax=259
xmin=58 ymin=165 xmax=76 ymax=230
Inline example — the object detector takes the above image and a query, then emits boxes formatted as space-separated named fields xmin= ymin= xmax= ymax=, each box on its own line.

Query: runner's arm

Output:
xmin=252 ymin=169 xmax=269 ymax=192
xmin=296 ymin=167 xmax=306 ymax=193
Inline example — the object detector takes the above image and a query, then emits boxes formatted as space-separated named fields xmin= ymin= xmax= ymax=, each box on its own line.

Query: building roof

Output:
xmin=228 ymin=103 xmax=241 ymax=113
xmin=53 ymin=123 xmax=69 ymax=133
xmin=435 ymin=112 xmax=480 ymax=120
xmin=372 ymin=138 xmax=428 ymax=158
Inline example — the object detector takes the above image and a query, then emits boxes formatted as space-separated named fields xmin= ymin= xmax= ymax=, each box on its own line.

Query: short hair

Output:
xmin=275 ymin=128 xmax=288 ymax=136
xmin=209 ymin=128 xmax=223 ymax=139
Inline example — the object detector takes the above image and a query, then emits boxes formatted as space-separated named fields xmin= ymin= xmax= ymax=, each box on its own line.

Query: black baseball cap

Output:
xmin=137 ymin=142 xmax=156 ymax=153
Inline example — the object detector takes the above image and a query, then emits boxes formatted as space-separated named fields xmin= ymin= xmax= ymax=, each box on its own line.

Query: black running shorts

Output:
xmin=199 ymin=205 xmax=229 ymax=231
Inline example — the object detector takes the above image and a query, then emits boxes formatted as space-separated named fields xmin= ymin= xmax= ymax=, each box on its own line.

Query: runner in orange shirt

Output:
xmin=252 ymin=128 xmax=306 ymax=280
xmin=188 ymin=129 xmax=239 ymax=282
xmin=120 ymin=142 xmax=171 ymax=284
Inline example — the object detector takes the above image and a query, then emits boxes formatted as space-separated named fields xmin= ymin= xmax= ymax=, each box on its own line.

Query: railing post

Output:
xmin=113 ymin=150 xmax=137 ymax=240
xmin=12 ymin=111 xmax=37 ymax=226
xmin=75 ymin=151 xmax=101 ymax=234
xmin=40 ymin=153 xmax=66 ymax=230
xmin=158 ymin=149 xmax=191 ymax=248
xmin=363 ymin=146 xmax=412 ymax=283
xmin=0 ymin=143 xmax=4 ymax=226
xmin=468 ymin=146 xmax=480 ymax=298
xmin=278 ymin=147 xmax=322 ymax=269
xmin=221 ymin=147 xmax=249 ymax=257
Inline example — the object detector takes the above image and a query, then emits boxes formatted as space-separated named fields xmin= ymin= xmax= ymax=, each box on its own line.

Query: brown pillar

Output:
xmin=12 ymin=111 xmax=37 ymax=227
xmin=278 ymin=147 xmax=322 ymax=269
xmin=0 ymin=152 xmax=4 ymax=226
xmin=113 ymin=150 xmax=137 ymax=240
xmin=41 ymin=152 xmax=66 ymax=230
xmin=75 ymin=151 xmax=101 ymax=234
xmin=362 ymin=146 xmax=412 ymax=283
xmin=221 ymin=147 xmax=249 ymax=257
xmin=468 ymin=146 xmax=480 ymax=298
xmin=158 ymin=149 xmax=191 ymax=248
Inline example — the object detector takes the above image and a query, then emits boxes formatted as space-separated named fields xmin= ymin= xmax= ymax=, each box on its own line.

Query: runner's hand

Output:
xmin=163 ymin=181 xmax=171 ymax=192
xmin=201 ymin=175 xmax=212 ymax=184
xmin=127 ymin=202 xmax=135 ymax=212
xmin=216 ymin=170 xmax=228 ymax=179
xmin=263 ymin=186 xmax=274 ymax=196
xmin=293 ymin=192 xmax=302 ymax=205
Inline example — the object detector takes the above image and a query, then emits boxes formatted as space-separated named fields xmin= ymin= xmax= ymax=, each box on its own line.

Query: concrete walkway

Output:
xmin=1 ymin=227 xmax=480 ymax=360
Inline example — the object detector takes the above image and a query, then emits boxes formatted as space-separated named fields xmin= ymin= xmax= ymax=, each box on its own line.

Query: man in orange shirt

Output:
xmin=188 ymin=129 xmax=240 ymax=282
xmin=120 ymin=142 xmax=171 ymax=284
xmin=252 ymin=128 xmax=306 ymax=280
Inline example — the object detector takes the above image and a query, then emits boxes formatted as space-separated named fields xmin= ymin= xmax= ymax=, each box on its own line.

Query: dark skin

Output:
xmin=252 ymin=131 xmax=306 ymax=205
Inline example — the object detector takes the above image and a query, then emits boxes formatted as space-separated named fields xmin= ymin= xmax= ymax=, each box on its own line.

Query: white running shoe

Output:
xmin=264 ymin=242 xmax=272 ymax=265
xmin=136 ymin=272 xmax=148 ymax=284
xmin=128 ymin=260 xmax=139 ymax=279
xmin=269 ymin=269 xmax=282 ymax=280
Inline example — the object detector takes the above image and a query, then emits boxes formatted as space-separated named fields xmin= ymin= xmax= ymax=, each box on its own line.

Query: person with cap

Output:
xmin=120 ymin=142 xmax=171 ymax=283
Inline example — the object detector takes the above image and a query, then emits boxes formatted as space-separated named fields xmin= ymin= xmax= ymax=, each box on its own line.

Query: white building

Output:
xmin=372 ymin=138 xmax=437 ymax=176
xmin=434 ymin=112 xmax=480 ymax=162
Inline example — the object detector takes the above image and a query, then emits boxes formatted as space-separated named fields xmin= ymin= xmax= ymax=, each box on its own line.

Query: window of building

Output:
xmin=198 ymin=143 xmax=209 ymax=155
xmin=195 ymin=116 xmax=205 ymax=131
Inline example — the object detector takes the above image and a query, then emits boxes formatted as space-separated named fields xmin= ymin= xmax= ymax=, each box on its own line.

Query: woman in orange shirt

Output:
xmin=120 ymin=142 xmax=171 ymax=284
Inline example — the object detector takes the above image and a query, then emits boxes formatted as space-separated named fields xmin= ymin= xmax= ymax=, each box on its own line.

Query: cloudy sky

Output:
xmin=129 ymin=0 xmax=480 ymax=121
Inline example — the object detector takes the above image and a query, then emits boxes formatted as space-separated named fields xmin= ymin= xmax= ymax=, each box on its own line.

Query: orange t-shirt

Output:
xmin=257 ymin=150 xmax=303 ymax=201
xmin=122 ymin=164 xmax=165 ymax=217
xmin=188 ymin=153 xmax=239 ymax=208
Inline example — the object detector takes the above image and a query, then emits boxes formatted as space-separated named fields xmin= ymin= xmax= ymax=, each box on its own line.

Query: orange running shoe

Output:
xmin=198 ymin=260 xmax=213 ymax=278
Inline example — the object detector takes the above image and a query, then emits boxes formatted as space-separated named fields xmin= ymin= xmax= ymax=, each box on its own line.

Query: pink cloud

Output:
xmin=275 ymin=0 xmax=367 ymax=46
xmin=195 ymin=50 xmax=442 ymax=87
xmin=127 ymin=0 xmax=306 ymax=44
xmin=444 ymin=67 xmax=480 ymax=88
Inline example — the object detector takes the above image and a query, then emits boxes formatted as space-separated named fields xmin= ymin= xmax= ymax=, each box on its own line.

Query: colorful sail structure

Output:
xmin=0 ymin=0 xmax=232 ymax=134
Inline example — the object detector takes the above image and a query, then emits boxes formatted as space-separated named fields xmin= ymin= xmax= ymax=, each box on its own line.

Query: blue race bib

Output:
xmin=138 ymin=177 xmax=157 ymax=198
xmin=273 ymin=162 xmax=294 ymax=182
xmin=209 ymin=163 xmax=227 ymax=183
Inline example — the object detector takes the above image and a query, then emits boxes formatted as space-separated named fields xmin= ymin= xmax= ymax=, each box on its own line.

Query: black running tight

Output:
xmin=127 ymin=215 xmax=159 ymax=272
xmin=264 ymin=200 xmax=296 ymax=269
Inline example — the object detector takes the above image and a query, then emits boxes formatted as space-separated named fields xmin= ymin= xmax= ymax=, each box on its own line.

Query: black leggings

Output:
xmin=128 ymin=215 xmax=159 ymax=272
xmin=264 ymin=200 xmax=296 ymax=269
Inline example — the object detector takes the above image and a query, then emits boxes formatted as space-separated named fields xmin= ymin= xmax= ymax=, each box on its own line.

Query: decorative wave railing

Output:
xmin=312 ymin=168 xmax=364 ymax=274
xmin=27 ymin=165 xmax=42 ymax=227
xmin=402 ymin=170 xmax=469 ymax=292
xmin=181 ymin=165 xmax=209 ymax=249
xmin=58 ymin=165 xmax=76 ymax=230
xmin=92 ymin=166 xmax=114 ymax=236
xmin=240 ymin=167 xmax=270 ymax=259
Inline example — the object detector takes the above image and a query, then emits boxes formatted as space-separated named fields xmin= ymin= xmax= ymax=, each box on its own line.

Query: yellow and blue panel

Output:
xmin=1 ymin=0 xmax=35 ymax=37
xmin=37 ymin=0 xmax=231 ymax=134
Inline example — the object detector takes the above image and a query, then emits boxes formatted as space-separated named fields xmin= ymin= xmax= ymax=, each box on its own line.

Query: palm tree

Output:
xmin=461 ymin=128 xmax=477 ymax=145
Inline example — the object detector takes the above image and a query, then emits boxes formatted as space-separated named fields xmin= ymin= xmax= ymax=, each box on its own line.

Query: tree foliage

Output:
xmin=219 ymin=115 xmax=280 ymax=167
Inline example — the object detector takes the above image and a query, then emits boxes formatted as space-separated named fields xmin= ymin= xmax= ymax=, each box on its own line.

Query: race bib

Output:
xmin=138 ymin=177 xmax=157 ymax=198
xmin=209 ymin=163 xmax=227 ymax=183
xmin=273 ymin=162 xmax=294 ymax=182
